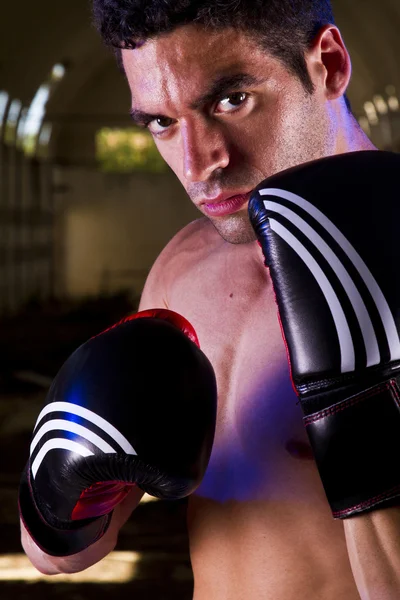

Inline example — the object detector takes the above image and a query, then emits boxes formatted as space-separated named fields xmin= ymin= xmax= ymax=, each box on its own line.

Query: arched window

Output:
xmin=0 ymin=91 xmax=9 ymax=133
xmin=20 ymin=63 xmax=66 ymax=156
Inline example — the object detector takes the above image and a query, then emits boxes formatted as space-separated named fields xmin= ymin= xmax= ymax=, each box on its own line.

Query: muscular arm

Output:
xmin=138 ymin=217 xmax=207 ymax=312
xmin=21 ymin=219 xmax=205 ymax=575
xmin=247 ymin=153 xmax=400 ymax=600
xmin=344 ymin=508 xmax=400 ymax=600
xmin=20 ymin=232 xmax=171 ymax=574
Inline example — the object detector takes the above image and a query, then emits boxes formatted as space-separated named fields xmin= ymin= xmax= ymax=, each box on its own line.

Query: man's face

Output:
xmin=123 ymin=25 xmax=334 ymax=244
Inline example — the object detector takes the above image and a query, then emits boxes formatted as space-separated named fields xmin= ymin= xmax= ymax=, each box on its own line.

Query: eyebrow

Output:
xmin=129 ymin=72 xmax=268 ymax=126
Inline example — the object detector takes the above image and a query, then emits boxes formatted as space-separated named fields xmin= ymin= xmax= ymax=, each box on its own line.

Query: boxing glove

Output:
xmin=248 ymin=150 xmax=400 ymax=518
xmin=19 ymin=309 xmax=217 ymax=556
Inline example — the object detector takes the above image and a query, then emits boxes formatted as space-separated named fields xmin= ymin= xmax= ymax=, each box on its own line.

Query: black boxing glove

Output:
xmin=249 ymin=150 xmax=400 ymax=518
xmin=19 ymin=309 xmax=217 ymax=556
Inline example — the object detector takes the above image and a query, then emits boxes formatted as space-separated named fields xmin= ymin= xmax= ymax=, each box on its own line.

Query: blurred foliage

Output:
xmin=96 ymin=127 xmax=167 ymax=173
xmin=22 ymin=133 xmax=37 ymax=156
xmin=3 ymin=122 xmax=17 ymax=145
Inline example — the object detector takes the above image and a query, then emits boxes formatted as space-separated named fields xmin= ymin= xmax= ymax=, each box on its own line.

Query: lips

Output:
xmin=202 ymin=192 xmax=251 ymax=217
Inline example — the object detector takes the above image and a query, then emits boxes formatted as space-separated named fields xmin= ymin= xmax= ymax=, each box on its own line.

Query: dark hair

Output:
xmin=93 ymin=0 xmax=350 ymax=106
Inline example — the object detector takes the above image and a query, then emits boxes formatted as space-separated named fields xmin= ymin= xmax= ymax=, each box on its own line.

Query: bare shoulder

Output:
xmin=139 ymin=217 xmax=221 ymax=310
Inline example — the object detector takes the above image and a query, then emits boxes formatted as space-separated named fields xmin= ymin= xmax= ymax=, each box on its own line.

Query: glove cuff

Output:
xmin=304 ymin=379 xmax=400 ymax=518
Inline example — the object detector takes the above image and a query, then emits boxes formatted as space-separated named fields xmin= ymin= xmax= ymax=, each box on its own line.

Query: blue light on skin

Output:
xmin=194 ymin=362 xmax=314 ymax=503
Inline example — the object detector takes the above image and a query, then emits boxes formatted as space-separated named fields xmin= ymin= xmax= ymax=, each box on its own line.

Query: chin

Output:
xmin=208 ymin=211 xmax=257 ymax=245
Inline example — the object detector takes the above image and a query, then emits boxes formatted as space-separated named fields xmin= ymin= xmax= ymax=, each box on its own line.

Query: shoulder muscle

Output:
xmin=139 ymin=217 xmax=216 ymax=311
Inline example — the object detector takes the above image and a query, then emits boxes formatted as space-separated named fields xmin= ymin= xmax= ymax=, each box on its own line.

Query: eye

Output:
xmin=216 ymin=92 xmax=249 ymax=114
xmin=147 ymin=116 xmax=175 ymax=135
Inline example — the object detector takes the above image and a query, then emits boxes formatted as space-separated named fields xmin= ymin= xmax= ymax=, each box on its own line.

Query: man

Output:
xmin=21 ymin=1 xmax=400 ymax=598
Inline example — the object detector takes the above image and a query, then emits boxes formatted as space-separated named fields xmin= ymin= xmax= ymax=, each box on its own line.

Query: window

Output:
xmin=96 ymin=127 xmax=167 ymax=173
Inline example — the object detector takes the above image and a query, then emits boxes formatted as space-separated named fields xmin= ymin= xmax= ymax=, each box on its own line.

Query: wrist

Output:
xmin=106 ymin=485 xmax=145 ymax=533
xmin=20 ymin=516 xmax=117 ymax=574
xmin=304 ymin=379 xmax=400 ymax=518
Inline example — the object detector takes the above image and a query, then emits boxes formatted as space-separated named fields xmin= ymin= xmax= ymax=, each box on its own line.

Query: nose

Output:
xmin=181 ymin=118 xmax=230 ymax=182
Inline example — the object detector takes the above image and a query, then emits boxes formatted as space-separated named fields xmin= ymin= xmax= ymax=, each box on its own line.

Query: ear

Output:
xmin=306 ymin=25 xmax=351 ymax=101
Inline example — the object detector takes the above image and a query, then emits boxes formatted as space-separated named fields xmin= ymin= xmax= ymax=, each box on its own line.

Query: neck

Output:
xmin=333 ymin=100 xmax=377 ymax=154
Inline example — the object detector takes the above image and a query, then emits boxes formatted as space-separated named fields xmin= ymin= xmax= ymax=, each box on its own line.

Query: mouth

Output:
xmin=200 ymin=191 xmax=252 ymax=217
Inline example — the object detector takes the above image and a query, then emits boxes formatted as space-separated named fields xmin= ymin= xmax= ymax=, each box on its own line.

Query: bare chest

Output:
xmin=167 ymin=247 xmax=315 ymax=503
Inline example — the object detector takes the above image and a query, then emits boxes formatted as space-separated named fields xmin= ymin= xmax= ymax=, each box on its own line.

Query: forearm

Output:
xmin=344 ymin=506 xmax=400 ymax=600
xmin=20 ymin=486 xmax=144 ymax=575
xmin=20 ymin=517 xmax=116 ymax=575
